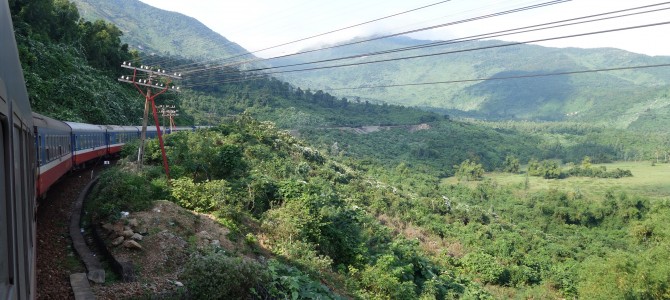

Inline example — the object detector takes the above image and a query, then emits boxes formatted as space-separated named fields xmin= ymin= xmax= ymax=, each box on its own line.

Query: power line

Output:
xmin=182 ymin=19 xmax=670 ymax=86
xmin=181 ymin=21 xmax=670 ymax=87
xmin=161 ymin=0 xmax=457 ymax=72
xmin=213 ymin=3 xmax=670 ymax=75
xmin=181 ymin=0 xmax=570 ymax=75
xmin=322 ymin=63 xmax=670 ymax=90
xmin=228 ymin=0 xmax=453 ymax=57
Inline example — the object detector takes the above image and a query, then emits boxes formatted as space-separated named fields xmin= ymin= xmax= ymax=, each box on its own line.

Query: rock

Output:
xmin=210 ymin=239 xmax=221 ymax=247
xmin=138 ymin=227 xmax=148 ymax=235
xmin=101 ymin=223 xmax=114 ymax=232
xmin=124 ymin=226 xmax=131 ymax=231
xmin=123 ymin=240 xmax=143 ymax=250
xmin=128 ymin=218 xmax=139 ymax=228
xmin=174 ymin=281 xmax=184 ymax=287
xmin=131 ymin=233 xmax=143 ymax=241
xmin=112 ymin=236 xmax=125 ymax=246
xmin=197 ymin=231 xmax=212 ymax=240
xmin=121 ymin=230 xmax=135 ymax=238
xmin=112 ymin=223 xmax=124 ymax=234
xmin=87 ymin=269 xmax=105 ymax=284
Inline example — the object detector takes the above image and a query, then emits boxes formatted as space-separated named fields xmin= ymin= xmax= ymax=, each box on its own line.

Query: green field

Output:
xmin=443 ymin=161 xmax=670 ymax=201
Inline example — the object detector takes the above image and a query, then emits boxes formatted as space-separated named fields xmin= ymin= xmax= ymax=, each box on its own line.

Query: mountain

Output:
xmin=71 ymin=0 xmax=249 ymax=60
xmin=69 ymin=0 xmax=670 ymax=130
xmin=272 ymin=36 xmax=670 ymax=129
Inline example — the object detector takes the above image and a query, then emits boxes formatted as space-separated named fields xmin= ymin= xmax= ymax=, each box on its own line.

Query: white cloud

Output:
xmin=139 ymin=0 xmax=670 ymax=57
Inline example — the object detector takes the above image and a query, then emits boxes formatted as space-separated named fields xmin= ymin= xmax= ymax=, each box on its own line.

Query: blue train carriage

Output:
xmin=1 ymin=0 xmax=38 ymax=298
xmin=138 ymin=125 xmax=158 ymax=139
xmin=65 ymin=121 xmax=108 ymax=166
xmin=172 ymin=126 xmax=197 ymax=132
xmin=105 ymin=125 xmax=139 ymax=156
xmin=33 ymin=113 xmax=72 ymax=199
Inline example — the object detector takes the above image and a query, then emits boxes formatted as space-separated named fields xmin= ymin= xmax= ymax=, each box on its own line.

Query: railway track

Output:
xmin=36 ymin=166 xmax=104 ymax=300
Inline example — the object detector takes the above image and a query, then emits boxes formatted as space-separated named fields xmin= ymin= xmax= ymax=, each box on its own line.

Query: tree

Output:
xmin=455 ymin=159 xmax=484 ymax=181
xmin=79 ymin=19 xmax=129 ymax=69
xmin=502 ymin=155 xmax=520 ymax=173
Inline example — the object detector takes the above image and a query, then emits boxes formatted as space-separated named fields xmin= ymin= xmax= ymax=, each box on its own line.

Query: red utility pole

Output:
xmin=118 ymin=62 xmax=181 ymax=181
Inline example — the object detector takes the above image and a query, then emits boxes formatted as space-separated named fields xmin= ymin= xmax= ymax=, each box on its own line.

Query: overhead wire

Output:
xmin=180 ymin=0 xmax=571 ymax=75
xmin=225 ymin=0 xmax=453 ymax=58
xmin=208 ymin=3 xmax=670 ymax=75
xmin=323 ymin=63 xmax=670 ymax=90
xmin=156 ymin=0 xmax=457 ymax=71
xmin=181 ymin=18 xmax=670 ymax=87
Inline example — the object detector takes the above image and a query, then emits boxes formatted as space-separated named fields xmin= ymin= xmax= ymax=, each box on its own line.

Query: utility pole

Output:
xmin=157 ymin=105 xmax=176 ymax=134
xmin=162 ymin=108 xmax=179 ymax=132
xmin=118 ymin=62 xmax=181 ymax=180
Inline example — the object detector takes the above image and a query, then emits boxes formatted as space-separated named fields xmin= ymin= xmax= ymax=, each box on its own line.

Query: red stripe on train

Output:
xmin=37 ymin=159 xmax=72 ymax=197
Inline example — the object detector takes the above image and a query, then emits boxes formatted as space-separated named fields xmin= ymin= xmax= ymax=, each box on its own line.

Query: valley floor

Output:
xmin=442 ymin=161 xmax=670 ymax=201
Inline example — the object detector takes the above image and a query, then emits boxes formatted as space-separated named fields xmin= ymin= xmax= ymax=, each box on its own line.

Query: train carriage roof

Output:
xmin=106 ymin=125 xmax=139 ymax=133
xmin=130 ymin=126 xmax=158 ymax=133
xmin=64 ymin=121 xmax=107 ymax=132
xmin=32 ymin=113 xmax=71 ymax=132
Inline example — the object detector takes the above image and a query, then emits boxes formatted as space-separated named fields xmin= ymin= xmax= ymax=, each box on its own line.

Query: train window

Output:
xmin=37 ymin=135 xmax=42 ymax=164
xmin=45 ymin=136 xmax=50 ymax=162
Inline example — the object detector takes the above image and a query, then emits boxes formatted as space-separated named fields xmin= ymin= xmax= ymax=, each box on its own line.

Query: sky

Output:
xmin=138 ymin=0 xmax=670 ymax=58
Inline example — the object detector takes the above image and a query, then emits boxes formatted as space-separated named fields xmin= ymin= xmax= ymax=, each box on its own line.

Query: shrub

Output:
xmin=460 ymin=252 xmax=510 ymax=285
xmin=354 ymin=255 xmax=418 ymax=299
xmin=455 ymin=159 xmax=484 ymax=181
xmin=88 ymin=168 xmax=153 ymax=221
xmin=528 ymin=159 xmax=564 ymax=179
xmin=502 ymin=155 xmax=520 ymax=173
xmin=170 ymin=178 xmax=231 ymax=212
xmin=182 ymin=253 xmax=270 ymax=299
xmin=264 ymin=259 xmax=337 ymax=299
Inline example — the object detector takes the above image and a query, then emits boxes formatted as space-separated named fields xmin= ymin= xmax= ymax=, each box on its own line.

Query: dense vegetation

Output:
xmin=9 ymin=0 xmax=146 ymax=124
xmin=69 ymin=0 xmax=670 ymax=131
xmin=273 ymin=36 xmax=670 ymax=130
xmin=14 ymin=1 xmax=670 ymax=299
xmin=91 ymin=117 xmax=494 ymax=298
xmin=70 ymin=0 xmax=249 ymax=60
xmin=89 ymin=117 xmax=670 ymax=299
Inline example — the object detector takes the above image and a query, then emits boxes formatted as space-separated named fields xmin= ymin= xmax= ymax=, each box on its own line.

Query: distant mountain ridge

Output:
xmin=272 ymin=36 xmax=670 ymax=129
xmin=71 ymin=0 xmax=249 ymax=60
xmin=70 ymin=0 xmax=670 ymax=130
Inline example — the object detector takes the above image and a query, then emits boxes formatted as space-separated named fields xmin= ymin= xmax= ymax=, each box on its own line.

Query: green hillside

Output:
xmin=70 ymin=0 xmax=249 ymax=60
xmin=273 ymin=37 xmax=670 ymax=129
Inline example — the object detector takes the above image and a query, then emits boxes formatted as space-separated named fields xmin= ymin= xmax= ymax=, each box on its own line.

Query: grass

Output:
xmin=443 ymin=161 xmax=670 ymax=201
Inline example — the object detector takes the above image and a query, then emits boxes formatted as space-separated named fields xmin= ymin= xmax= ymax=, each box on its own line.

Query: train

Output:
xmin=33 ymin=113 xmax=195 ymax=199
xmin=1 ymin=2 xmax=195 ymax=298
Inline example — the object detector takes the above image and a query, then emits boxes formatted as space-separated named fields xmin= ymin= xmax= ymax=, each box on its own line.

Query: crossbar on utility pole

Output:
xmin=157 ymin=105 xmax=177 ymax=134
xmin=162 ymin=109 xmax=178 ymax=132
xmin=118 ymin=62 xmax=181 ymax=181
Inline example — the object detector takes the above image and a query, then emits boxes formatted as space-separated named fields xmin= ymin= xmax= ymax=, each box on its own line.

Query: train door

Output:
xmin=13 ymin=124 xmax=28 ymax=299
xmin=1 ymin=114 xmax=10 ymax=299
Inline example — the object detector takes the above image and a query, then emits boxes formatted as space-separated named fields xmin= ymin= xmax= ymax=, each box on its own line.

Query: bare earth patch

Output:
xmin=91 ymin=200 xmax=244 ymax=299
